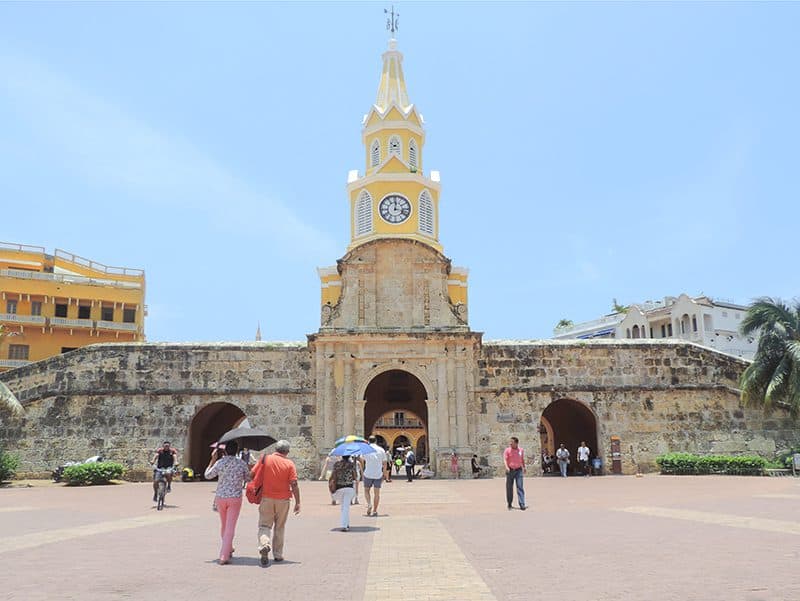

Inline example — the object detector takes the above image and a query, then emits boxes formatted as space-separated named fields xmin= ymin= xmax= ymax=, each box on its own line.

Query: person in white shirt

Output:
xmin=555 ymin=443 xmax=570 ymax=477
xmin=577 ymin=442 xmax=591 ymax=476
xmin=361 ymin=436 xmax=388 ymax=516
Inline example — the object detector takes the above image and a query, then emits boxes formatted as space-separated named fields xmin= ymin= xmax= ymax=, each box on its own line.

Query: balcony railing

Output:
xmin=50 ymin=317 xmax=95 ymax=328
xmin=0 ymin=313 xmax=46 ymax=325
xmin=0 ymin=359 xmax=32 ymax=368
xmin=54 ymin=248 xmax=144 ymax=277
xmin=96 ymin=320 xmax=138 ymax=332
xmin=374 ymin=419 xmax=424 ymax=429
xmin=0 ymin=268 xmax=143 ymax=289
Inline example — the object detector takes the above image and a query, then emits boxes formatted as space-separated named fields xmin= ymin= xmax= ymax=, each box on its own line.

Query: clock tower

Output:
xmin=317 ymin=35 xmax=469 ymax=331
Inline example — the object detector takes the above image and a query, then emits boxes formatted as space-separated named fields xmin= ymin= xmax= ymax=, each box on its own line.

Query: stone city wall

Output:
xmin=0 ymin=343 xmax=318 ymax=478
xmin=474 ymin=340 xmax=797 ymax=474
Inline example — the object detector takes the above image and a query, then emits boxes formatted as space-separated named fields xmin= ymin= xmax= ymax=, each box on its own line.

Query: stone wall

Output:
xmin=0 ymin=342 xmax=318 ymax=478
xmin=474 ymin=339 xmax=797 ymax=474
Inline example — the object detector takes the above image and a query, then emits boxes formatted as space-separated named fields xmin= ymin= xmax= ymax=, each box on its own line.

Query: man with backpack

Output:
xmin=404 ymin=447 xmax=416 ymax=482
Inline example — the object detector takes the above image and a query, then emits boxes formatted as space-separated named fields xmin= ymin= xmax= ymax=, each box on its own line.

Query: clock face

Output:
xmin=378 ymin=194 xmax=412 ymax=224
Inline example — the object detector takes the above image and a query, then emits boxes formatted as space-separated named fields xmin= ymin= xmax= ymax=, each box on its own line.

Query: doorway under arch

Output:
xmin=364 ymin=369 xmax=429 ymax=461
xmin=540 ymin=398 xmax=598 ymax=472
xmin=186 ymin=402 xmax=247 ymax=473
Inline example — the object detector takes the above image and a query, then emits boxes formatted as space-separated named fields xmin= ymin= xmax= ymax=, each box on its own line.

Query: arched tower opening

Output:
xmin=540 ymin=398 xmax=598 ymax=474
xmin=363 ymin=369 xmax=429 ymax=461
xmin=186 ymin=402 xmax=247 ymax=474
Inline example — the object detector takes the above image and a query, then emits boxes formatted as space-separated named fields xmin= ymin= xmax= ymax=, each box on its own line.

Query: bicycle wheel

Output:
xmin=157 ymin=481 xmax=166 ymax=510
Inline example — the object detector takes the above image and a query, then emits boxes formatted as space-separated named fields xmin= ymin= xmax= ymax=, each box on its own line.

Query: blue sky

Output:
xmin=1 ymin=2 xmax=798 ymax=343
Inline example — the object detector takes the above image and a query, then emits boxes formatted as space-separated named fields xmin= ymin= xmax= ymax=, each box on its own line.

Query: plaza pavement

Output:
xmin=1 ymin=473 xmax=798 ymax=601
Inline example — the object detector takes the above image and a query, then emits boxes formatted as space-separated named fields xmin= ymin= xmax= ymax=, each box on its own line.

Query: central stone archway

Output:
xmin=186 ymin=402 xmax=247 ymax=473
xmin=540 ymin=398 xmax=598 ymax=474
xmin=363 ymin=369 xmax=429 ymax=461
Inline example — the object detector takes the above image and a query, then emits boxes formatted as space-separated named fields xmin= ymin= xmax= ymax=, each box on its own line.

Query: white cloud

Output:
xmin=0 ymin=52 xmax=338 ymax=259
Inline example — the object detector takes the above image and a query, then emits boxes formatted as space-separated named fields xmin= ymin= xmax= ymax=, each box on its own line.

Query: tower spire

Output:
xmin=255 ymin=322 xmax=262 ymax=342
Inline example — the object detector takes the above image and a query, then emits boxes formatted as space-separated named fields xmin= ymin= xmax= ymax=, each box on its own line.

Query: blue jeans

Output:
xmin=505 ymin=468 xmax=525 ymax=508
xmin=558 ymin=460 xmax=568 ymax=477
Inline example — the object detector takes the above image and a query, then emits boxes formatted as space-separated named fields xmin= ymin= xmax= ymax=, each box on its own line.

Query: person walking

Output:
xmin=577 ymin=441 xmax=591 ymax=476
xmin=362 ymin=436 xmax=388 ymax=516
xmin=404 ymin=447 xmax=416 ymax=482
xmin=204 ymin=440 xmax=250 ymax=565
xmin=556 ymin=443 xmax=570 ymax=477
xmin=328 ymin=455 xmax=357 ymax=531
xmin=257 ymin=440 xmax=301 ymax=567
xmin=503 ymin=436 xmax=527 ymax=510
xmin=450 ymin=449 xmax=460 ymax=479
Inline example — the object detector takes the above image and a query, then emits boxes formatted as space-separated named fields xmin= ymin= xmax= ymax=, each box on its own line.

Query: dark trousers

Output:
xmin=505 ymin=468 xmax=526 ymax=507
xmin=405 ymin=465 xmax=414 ymax=482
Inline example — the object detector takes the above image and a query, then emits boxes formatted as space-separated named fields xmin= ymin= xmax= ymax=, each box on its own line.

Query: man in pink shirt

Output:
xmin=503 ymin=436 xmax=527 ymax=510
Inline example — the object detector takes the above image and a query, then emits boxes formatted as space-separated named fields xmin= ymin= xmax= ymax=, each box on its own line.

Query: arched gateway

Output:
xmin=540 ymin=398 xmax=599 ymax=472
xmin=363 ymin=369 xmax=429 ymax=461
xmin=186 ymin=402 xmax=247 ymax=473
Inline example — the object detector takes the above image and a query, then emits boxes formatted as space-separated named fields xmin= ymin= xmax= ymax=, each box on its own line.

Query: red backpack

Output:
xmin=246 ymin=455 xmax=266 ymax=504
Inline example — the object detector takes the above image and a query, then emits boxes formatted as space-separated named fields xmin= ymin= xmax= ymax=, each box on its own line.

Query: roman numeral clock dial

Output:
xmin=378 ymin=194 xmax=412 ymax=224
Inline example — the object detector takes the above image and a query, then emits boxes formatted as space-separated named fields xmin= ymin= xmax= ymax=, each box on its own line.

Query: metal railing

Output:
xmin=54 ymin=249 xmax=144 ymax=277
xmin=0 ymin=268 xmax=142 ymax=289
xmin=0 ymin=359 xmax=32 ymax=368
xmin=50 ymin=317 xmax=94 ymax=328
xmin=554 ymin=313 xmax=623 ymax=336
xmin=0 ymin=313 xmax=46 ymax=325
xmin=0 ymin=241 xmax=46 ymax=254
xmin=96 ymin=320 xmax=138 ymax=332
xmin=374 ymin=419 xmax=424 ymax=429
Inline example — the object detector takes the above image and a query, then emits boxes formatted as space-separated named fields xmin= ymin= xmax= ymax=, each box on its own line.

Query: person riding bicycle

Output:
xmin=151 ymin=441 xmax=178 ymax=502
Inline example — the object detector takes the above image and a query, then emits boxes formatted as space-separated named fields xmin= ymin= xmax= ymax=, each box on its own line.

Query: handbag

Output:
xmin=328 ymin=477 xmax=337 ymax=494
xmin=246 ymin=456 xmax=266 ymax=504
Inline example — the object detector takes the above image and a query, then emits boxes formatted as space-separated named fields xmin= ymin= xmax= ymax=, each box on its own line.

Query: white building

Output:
xmin=553 ymin=294 xmax=758 ymax=359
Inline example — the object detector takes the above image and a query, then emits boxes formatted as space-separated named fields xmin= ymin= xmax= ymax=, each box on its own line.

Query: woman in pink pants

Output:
xmin=204 ymin=440 xmax=251 ymax=564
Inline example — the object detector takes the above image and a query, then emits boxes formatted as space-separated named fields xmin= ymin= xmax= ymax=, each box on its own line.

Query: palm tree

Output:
xmin=0 ymin=325 xmax=24 ymax=415
xmin=739 ymin=297 xmax=800 ymax=418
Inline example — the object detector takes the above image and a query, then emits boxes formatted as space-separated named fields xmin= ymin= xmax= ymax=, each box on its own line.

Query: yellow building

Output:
xmin=0 ymin=241 xmax=145 ymax=371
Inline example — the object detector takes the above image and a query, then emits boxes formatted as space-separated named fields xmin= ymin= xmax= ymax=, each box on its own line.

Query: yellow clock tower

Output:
xmin=318 ymin=35 xmax=468 ymax=329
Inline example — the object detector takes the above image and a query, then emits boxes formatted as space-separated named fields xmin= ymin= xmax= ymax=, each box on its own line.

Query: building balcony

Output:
xmin=96 ymin=320 xmax=138 ymax=332
xmin=50 ymin=317 xmax=94 ymax=329
xmin=374 ymin=419 xmax=424 ymax=429
xmin=0 ymin=268 xmax=143 ymax=289
xmin=0 ymin=313 xmax=46 ymax=325
xmin=0 ymin=359 xmax=32 ymax=369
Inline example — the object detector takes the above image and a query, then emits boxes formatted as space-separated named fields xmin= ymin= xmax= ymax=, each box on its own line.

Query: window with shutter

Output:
xmin=371 ymin=140 xmax=380 ymax=167
xmin=388 ymin=136 xmax=401 ymax=158
xmin=356 ymin=190 xmax=373 ymax=237
xmin=408 ymin=139 xmax=417 ymax=170
xmin=418 ymin=190 xmax=434 ymax=236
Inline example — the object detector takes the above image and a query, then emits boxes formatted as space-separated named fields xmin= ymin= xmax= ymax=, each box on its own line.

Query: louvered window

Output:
xmin=356 ymin=190 xmax=373 ymax=237
xmin=371 ymin=140 xmax=380 ymax=167
xmin=418 ymin=190 xmax=434 ymax=236
xmin=388 ymin=136 xmax=401 ymax=158
xmin=409 ymin=139 xmax=418 ymax=170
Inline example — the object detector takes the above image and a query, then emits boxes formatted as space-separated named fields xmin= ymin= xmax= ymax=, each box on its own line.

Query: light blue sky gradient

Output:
xmin=1 ymin=2 xmax=797 ymax=342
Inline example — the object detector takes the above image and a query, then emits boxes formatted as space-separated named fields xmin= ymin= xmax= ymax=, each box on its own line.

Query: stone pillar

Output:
xmin=343 ymin=359 xmax=354 ymax=435
xmin=355 ymin=399 xmax=367 ymax=438
xmin=447 ymin=354 xmax=457 ymax=448
xmin=325 ymin=347 xmax=336 ymax=448
xmin=437 ymin=359 xmax=450 ymax=449
xmin=456 ymin=359 xmax=468 ymax=449
xmin=426 ymin=397 xmax=439 ymax=465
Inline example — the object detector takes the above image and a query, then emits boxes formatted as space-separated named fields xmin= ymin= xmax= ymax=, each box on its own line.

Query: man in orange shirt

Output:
xmin=256 ymin=439 xmax=301 ymax=567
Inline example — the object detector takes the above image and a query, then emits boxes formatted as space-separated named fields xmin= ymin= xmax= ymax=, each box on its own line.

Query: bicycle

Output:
xmin=153 ymin=467 xmax=176 ymax=510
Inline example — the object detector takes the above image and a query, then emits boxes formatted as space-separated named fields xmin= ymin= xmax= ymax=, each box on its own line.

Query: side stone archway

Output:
xmin=540 ymin=398 xmax=598 ymax=473
xmin=186 ymin=402 xmax=247 ymax=473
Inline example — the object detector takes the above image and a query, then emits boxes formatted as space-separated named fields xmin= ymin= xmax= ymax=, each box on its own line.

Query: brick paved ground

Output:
xmin=1 ymin=474 xmax=798 ymax=601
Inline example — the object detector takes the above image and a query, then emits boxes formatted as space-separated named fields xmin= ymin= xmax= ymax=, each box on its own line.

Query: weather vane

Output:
xmin=385 ymin=5 xmax=399 ymax=36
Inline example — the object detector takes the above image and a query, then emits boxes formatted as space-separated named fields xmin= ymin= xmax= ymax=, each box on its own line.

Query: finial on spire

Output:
xmin=385 ymin=5 xmax=399 ymax=37
xmin=255 ymin=322 xmax=262 ymax=342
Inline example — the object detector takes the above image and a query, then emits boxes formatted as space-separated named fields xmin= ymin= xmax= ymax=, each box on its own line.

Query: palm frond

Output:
xmin=740 ymin=297 xmax=796 ymax=336
xmin=764 ymin=355 xmax=791 ymax=407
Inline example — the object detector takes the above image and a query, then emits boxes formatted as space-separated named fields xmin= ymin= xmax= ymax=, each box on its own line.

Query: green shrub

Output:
xmin=62 ymin=461 xmax=125 ymax=486
xmin=656 ymin=453 xmax=766 ymax=476
xmin=0 ymin=450 xmax=20 ymax=482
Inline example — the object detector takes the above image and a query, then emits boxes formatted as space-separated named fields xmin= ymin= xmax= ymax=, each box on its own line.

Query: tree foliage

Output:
xmin=739 ymin=297 xmax=800 ymax=418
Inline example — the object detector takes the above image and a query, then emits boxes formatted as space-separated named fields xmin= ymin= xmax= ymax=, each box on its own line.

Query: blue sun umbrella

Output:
xmin=334 ymin=435 xmax=368 ymax=447
xmin=329 ymin=441 xmax=379 ymax=457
